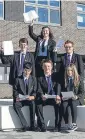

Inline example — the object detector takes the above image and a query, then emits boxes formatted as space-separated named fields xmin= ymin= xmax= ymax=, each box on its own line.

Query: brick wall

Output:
xmin=0 ymin=1 xmax=85 ymax=98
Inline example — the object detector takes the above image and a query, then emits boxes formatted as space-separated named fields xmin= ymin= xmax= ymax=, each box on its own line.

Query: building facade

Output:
xmin=0 ymin=0 xmax=85 ymax=98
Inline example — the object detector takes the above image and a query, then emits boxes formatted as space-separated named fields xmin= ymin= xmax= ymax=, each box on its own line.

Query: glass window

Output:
xmin=38 ymin=0 xmax=48 ymax=5
xmin=50 ymin=0 xmax=60 ymax=7
xmin=77 ymin=4 xmax=85 ymax=28
xmin=0 ymin=67 xmax=4 ymax=82
xmin=0 ymin=1 xmax=4 ymax=19
xmin=24 ymin=0 xmax=61 ymax=25
xmin=77 ymin=13 xmax=85 ymax=27
xmin=25 ymin=0 xmax=35 ymax=3
xmin=50 ymin=9 xmax=60 ymax=24
xmin=0 ymin=64 xmax=10 ymax=84
xmin=38 ymin=8 xmax=48 ymax=22
xmin=25 ymin=5 xmax=36 ymax=13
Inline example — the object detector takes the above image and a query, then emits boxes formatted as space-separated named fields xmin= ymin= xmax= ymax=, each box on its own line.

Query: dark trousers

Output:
xmin=36 ymin=98 xmax=62 ymax=128
xmin=62 ymin=99 xmax=80 ymax=124
xmin=13 ymin=100 xmax=35 ymax=128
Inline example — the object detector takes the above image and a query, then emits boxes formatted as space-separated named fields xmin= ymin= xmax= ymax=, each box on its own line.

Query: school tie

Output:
xmin=68 ymin=77 xmax=73 ymax=91
xmin=47 ymin=76 xmax=51 ymax=94
xmin=21 ymin=53 xmax=25 ymax=71
xmin=24 ymin=78 xmax=28 ymax=95
xmin=67 ymin=54 xmax=71 ymax=66
xmin=42 ymin=40 xmax=45 ymax=52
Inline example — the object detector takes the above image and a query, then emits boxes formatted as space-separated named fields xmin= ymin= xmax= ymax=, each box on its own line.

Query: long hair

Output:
xmin=64 ymin=64 xmax=80 ymax=87
xmin=40 ymin=26 xmax=54 ymax=39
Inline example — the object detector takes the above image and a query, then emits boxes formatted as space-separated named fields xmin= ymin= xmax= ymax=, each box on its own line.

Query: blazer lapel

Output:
xmin=19 ymin=78 xmax=26 ymax=95
xmin=41 ymin=76 xmax=48 ymax=92
xmin=71 ymin=53 xmax=76 ymax=64
xmin=27 ymin=76 xmax=34 ymax=95
xmin=16 ymin=52 xmax=20 ymax=68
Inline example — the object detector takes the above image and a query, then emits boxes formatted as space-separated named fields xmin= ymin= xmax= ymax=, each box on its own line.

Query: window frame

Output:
xmin=77 ymin=3 xmax=85 ymax=29
xmin=0 ymin=0 xmax=4 ymax=20
xmin=24 ymin=0 xmax=61 ymax=26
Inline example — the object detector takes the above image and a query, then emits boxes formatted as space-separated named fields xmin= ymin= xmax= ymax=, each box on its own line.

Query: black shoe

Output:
xmin=29 ymin=126 xmax=36 ymax=131
xmin=53 ymin=126 xmax=58 ymax=132
xmin=40 ymin=127 xmax=46 ymax=132
xmin=35 ymin=127 xmax=41 ymax=132
xmin=19 ymin=127 xmax=27 ymax=132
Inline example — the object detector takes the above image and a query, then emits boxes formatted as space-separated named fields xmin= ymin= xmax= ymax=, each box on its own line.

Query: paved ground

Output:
xmin=0 ymin=130 xmax=85 ymax=139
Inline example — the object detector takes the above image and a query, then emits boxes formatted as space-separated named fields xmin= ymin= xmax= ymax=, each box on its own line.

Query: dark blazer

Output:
xmin=1 ymin=51 xmax=35 ymax=86
xmin=37 ymin=72 xmax=61 ymax=99
xmin=29 ymin=25 xmax=57 ymax=63
xmin=58 ymin=53 xmax=84 ymax=89
xmin=63 ymin=77 xmax=84 ymax=105
xmin=13 ymin=75 xmax=37 ymax=100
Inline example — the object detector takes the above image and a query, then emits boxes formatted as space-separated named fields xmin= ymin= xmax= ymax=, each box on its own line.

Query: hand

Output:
xmin=16 ymin=98 xmax=20 ymax=102
xmin=53 ymin=47 xmax=57 ymax=52
xmin=42 ymin=96 xmax=47 ymax=101
xmin=0 ymin=46 xmax=4 ymax=52
xmin=30 ymin=19 xmax=34 ymax=26
xmin=56 ymin=95 xmax=61 ymax=104
xmin=28 ymin=96 xmax=35 ymax=100
xmin=72 ymin=95 xmax=78 ymax=100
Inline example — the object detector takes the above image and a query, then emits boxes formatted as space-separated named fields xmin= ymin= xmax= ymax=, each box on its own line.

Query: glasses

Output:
xmin=65 ymin=46 xmax=73 ymax=49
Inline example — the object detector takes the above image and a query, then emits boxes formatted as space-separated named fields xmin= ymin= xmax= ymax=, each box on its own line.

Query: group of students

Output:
xmin=0 ymin=22 xmax=84 ymax=132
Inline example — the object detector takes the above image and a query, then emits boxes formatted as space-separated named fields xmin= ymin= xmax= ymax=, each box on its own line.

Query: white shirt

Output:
xmin=38 ymin=40 xmax=48 ymax=56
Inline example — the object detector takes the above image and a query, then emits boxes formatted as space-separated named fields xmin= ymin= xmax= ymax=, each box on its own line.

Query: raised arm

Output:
xmin=28 ymin=21 xmax=38 ymax=42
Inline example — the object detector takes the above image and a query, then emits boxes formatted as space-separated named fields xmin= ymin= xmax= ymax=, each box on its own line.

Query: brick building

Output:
xmin=0 ymin=0 xmax=85 ymax=98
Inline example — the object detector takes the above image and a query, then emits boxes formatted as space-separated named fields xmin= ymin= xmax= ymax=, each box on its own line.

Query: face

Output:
xmin=19 ymin=42 xmax=28 ymax=53
xmin=24 ymin=68 xmax=32 ymax=77
xmin=67 ymin=68 xmax=73 ymax=77
xmin=42 ymin=28 xmax=49 ymax=38
xmin=43 ymin=62 xmax=52 ymax=75
xmin=64 ymin=43 xmax=74 ymax=54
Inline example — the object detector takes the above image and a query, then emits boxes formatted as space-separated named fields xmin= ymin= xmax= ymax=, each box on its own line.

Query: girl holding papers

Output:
xmin=62 ymin=64 xmax=84 ymax=131
xmin=29 ymin=20 xmax=57 ymax=77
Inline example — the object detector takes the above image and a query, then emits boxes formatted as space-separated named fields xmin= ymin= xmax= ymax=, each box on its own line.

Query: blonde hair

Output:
xmin=65 ymin=64 xmax=80 ymax=87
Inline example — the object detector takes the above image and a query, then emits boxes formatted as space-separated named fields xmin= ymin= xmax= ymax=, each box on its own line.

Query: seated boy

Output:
xmin=13 ymin=62 xmax=37 ymax=132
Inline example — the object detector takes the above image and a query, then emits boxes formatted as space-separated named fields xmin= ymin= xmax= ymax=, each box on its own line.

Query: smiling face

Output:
xmin=64 ymin=42 xmax=74 ymax=54
xmin=42 ymin=27 xmax=50 ymax=38
xmin=42 ymin=62 xmax=53 ymax=76
xmin=67 ymin=67 xmax=73 ymax=77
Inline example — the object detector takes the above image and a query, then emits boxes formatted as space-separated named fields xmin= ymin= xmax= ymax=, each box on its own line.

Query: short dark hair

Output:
xmin=23 ymin=62 xmax=32 ymax=69
xmin=41 ymin=59 xmax=53 ymax=67
xmin=19 ymin=38 xmax=28 ymax=45
xmin=64 ymin=40 xmax=74 ymax=47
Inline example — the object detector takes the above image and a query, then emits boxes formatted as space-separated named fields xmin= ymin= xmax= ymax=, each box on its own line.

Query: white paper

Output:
xmin=56 ymin=39 xmax=64 ymax=48
xmin=19 ymin=94 xmax=29 ymax=101
xmin=43 ymin=94 xmax=56 ymax=99
xmin=2 ymin=41 xmax=14 ymax=55
xmin=23 ymin=10 xmax=39 ymax=23
xmin=61 ymin=91 xmax=75 ymax=100
xmin=77 ymin=16 xmax=83 ymax=22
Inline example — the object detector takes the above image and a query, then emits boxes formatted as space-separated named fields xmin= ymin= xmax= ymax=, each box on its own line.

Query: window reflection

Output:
xmin=38 ymin=8 xmax=48 ymax=22
xmin=50 ymin=9 xmax=60 ymax=24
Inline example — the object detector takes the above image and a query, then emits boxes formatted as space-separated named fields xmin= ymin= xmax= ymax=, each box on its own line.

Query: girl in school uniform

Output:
xmin=62 ymin=64 xmax=84 ymax=131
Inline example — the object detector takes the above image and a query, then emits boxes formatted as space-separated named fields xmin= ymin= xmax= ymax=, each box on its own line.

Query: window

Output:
xmin=24 ymin=0 xmax=61 ymax=26
xmin=0 ymin=0 xmax=4 ymax=19
xmin=0 ymin=64 xmax=10 ymax=83
xmin=77 ymin=4 xmax=85 ymax=28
